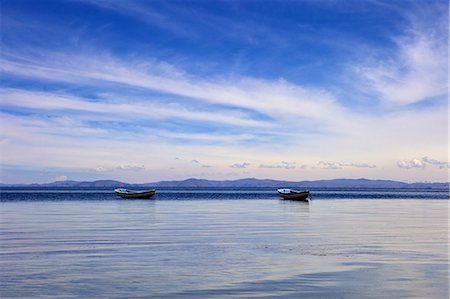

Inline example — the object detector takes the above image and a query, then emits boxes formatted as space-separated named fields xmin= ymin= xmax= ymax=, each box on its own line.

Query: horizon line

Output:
xmin=2 ymin=177 xmax=449 ymax=186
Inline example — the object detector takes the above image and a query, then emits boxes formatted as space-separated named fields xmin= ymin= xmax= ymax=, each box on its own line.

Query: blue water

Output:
xmin=0 ymin=187 xmax=448 ymax=201
xmin=0 ymin=188 xmax=448 ymax=298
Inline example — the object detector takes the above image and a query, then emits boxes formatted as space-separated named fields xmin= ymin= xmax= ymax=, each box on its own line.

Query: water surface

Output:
xmin=0 ymin=189 xmax=448 ymax=298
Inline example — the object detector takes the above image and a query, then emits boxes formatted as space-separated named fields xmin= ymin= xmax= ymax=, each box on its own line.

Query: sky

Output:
xmin=0 ymin=0 xmax=448 ymax=184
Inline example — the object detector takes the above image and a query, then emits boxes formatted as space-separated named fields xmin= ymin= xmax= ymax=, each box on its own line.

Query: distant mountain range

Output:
xmin=1 ymin=178 xmax=448 ymax=189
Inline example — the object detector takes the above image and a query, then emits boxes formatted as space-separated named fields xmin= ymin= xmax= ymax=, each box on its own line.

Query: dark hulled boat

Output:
xmin=114 ymin=188 xmax=156 ymax=199
xmin=277 ymin=189 xmax=310 ymax=201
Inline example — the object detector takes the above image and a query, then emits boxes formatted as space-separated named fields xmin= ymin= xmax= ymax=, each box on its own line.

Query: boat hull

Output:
xmin=115 ymin=189 xmax=156 ymax=199
xmin=277 ymin=190 xmax=310 ymax=201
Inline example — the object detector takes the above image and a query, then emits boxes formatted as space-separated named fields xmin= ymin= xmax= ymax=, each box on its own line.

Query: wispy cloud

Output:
xmin=397 ymin=159 xmax=425 ymax=170
xmin=397 ymin=157 xmax=449 ymax=170
xmin=0 ymin=88 xmax=269 ymax=129
xmin=314 ymin=161 xmax=376 ymax=169
xmin=190 ymin=159 xmax=213 ymax=168
xmin=421 ymin=157 xmax=449 ymax=169
xmin=230 ymin=162 xmax=251 ymax=169
xmin=317 ymin=161 xmax=342 ymax=170
xmin=355 ymin=4 xmax=447 ymax=105
xmin=0 ymin=51 xmax=345 ymax=131
xmin=78 ymin=0 xmax=197 ymax=38
xmin=259 ymin=161 xmax=297 ymax=169
xmin=339 ymin=162 xmax=376 ymax=168
xmin=117 ymin=164 xmax=145 ymax=171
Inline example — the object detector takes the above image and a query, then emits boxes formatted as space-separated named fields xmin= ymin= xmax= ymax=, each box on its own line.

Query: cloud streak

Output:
xmin=0 ymin=50 xmax=346 ymax=131
xmin=356 ymin=4 xmax=447 ymax=105
xmin=397 ymin=159 xmax=425 ymax=170
xmin=317 ymin=161 xmax=342 ymax=170
xmin=0 ymin=88 xmax=269 ymax=129
xmin=230 ymin=162 xmax=251 ymax=169
xmin=397 ymin=157 xmax=449 ymax=170
xmin=259 ymin=161 xmax=297 ymax=169
xmin=78 ymin=0 xmax=197 ymax=38
xmin=117 ymin=164 xmax=145 ymax=171
xmin=422 ymin=157 xmax=449 ymax=169
xmin=339 ymin=163 xmax=376 ymax=168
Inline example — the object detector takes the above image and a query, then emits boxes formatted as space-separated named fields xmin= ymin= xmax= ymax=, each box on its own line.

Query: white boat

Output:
xmin=277 ymin=189 xmax=310 ymax=201
xmin=114 ymin=188 xmax=156 ymax=199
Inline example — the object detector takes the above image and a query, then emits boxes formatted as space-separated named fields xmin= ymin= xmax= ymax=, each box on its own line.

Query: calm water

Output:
xmin=0 ymin=189 xmax=448 ymax=298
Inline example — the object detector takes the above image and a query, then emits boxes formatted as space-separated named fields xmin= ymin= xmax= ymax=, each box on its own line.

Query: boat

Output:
xmin=277 ymin=188 xmax=310 ymax=201
xmin=114 ymin=188 xmax=156 ymax=199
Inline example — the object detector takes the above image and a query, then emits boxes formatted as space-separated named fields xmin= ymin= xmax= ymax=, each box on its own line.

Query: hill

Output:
xmin=2 ymin=178 xmax=448 ymax=189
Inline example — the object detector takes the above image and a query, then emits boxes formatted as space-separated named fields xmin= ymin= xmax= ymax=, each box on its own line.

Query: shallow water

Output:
xmin=0 ymin=189 xmax=448 ymax=298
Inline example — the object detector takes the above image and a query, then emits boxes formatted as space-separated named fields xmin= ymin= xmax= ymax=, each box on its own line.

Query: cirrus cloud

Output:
xmin=355 ymin=3 xmax=447 ymax=106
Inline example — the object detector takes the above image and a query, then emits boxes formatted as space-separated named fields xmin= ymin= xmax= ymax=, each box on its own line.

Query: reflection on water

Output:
xmin=0 ymin=193 xmax=448 ymax=298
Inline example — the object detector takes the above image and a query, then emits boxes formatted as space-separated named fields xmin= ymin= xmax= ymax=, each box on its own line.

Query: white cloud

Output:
xmin=230 ymin=162 xmax=251 ymax=169
xmin=0 ymin=88 xmax=269 ymax=129
xmin=339 ymin=162 xmax=376 ymax=168
xmin=422 ymin=156 xmax=449 ymax=169
xmin=259 ymin=161 xmax=297 ymax=169
xmin=314 ymin=161 xmax=376 ymax=169
xmin=0 ymin=50 xmax=347 ymax=135
xmin=95 ymin=166 xmax=109 ymax=172
xmin=117 ymin=164 xmax=145 ymax=171
xmin=1 ymin=101 xmax=446 ymax=183
xmin=159 ymin=131 xmax=256 ymax=143
xmin=317 ymin=161 xmax=342 ymax=170
xmin=397 ymin=159 xmax=425 ymax=169
xmin=356 ymin=10 xmax=447 ymax=105
xmin=187 ymin=159 xmax=213 ymax=168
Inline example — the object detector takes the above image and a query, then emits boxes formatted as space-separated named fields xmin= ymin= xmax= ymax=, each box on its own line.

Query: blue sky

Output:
xmin=1 ymin=0 xmax=448 ymax=183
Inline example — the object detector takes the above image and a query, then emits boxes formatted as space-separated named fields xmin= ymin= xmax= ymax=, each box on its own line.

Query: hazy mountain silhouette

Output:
xmin=2 ymin=178 xmax=448 ymax=189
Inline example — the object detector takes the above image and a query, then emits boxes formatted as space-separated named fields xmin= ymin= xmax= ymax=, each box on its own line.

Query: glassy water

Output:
xmin=0 ymin=189 xmax=448 ymax=298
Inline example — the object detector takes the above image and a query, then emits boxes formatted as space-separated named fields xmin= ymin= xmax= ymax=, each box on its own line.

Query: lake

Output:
xmin=0 ymin=188 xmax=448 ymax=298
